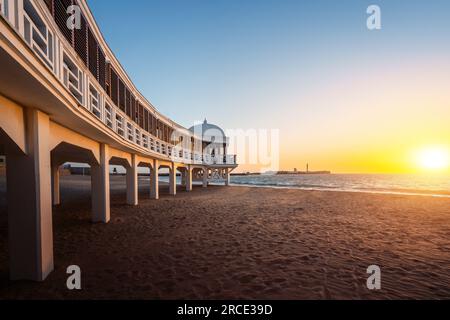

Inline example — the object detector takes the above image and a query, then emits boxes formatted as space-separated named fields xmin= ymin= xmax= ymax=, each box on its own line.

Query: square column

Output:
xmin=7 ymin=109 xmax=53 ymax=281
xmin=203 ymin=168 xmax=208 ymax=188
xmin=91 ymin=144 xmax=110 ymax=223
xmin=186 ymin=167 xmax=193 ymax=192
xmin=51 ymin=164 xmax=60 ymax=205
xmin=169 ymin=163 xmax=177 ymax=196
xmin=181 ymin=170 xmax=187 ymax=186
xmin=126 ymin=154 xmax=138 ymax=205
xmin=150 ymin=159 xmax=159 ymax=199
xmin=225 ymin=168 xmax=230 ymax=186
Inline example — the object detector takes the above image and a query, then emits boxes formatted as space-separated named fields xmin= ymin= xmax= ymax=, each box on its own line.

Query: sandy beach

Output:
xmin=0 ymin=175 xmax=449 ymax=300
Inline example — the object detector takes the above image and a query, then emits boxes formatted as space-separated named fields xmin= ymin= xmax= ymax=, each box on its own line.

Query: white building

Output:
xmin=0 ymin=0 xmax=237 ymax=281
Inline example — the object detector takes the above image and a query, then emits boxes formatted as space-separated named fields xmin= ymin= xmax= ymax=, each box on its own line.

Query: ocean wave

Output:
xmin=230 ymin=174 xmax=450 ymax=198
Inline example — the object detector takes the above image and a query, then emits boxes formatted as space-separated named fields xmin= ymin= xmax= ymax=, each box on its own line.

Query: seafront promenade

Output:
xmin=0 ymin=0 xmax=236 ymax=281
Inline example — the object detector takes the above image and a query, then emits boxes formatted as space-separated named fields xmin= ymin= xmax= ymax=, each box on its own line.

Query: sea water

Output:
xmin=230 ymin=174 xmax=450 ymax=197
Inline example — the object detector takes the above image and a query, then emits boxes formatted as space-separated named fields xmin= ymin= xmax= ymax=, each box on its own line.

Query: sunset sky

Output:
xmin=89 ymin=0 xmax=450 ymax=174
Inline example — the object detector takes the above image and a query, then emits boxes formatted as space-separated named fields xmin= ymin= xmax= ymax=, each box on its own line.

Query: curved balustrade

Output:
xmin=0 ymin=0 xmax=237 ymax=166
xmin=0 ymin=0 xmax=9 ymax=26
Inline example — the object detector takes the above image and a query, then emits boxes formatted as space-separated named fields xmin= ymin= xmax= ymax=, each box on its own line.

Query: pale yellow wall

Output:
xmin=0 ymin=95 xmax=26 ymax=153
xmin=109 ymin=147 xmax=132 ymax=168
xmin=49 ymin=122 xmax=101 ymax=165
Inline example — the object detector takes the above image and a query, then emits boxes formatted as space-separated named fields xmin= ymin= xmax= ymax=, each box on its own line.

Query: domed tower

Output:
xmin=189 ymin=119 xmax=229 ymax=163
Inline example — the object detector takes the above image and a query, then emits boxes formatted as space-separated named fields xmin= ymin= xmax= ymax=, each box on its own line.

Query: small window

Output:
xmin=149 ymin=138 xmax=155 ymax=151
xmin=105 ymin=103 xmax=113 ymax=129
xmin=116 ymin=115 xmax=124 ymax=137
xmin=135 ymin=129 xmax=141 ymax=145
xmin=89 ymin=84 xmax=101 ymax=118
xmin=127 ymin=123 xmax=134 ymax=142
xmin=142 ymin=135 xmax=149 ymax=149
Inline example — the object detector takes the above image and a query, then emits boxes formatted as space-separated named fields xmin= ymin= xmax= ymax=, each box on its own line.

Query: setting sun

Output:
xmin=416 ymin=147 xmax=450 ymax=171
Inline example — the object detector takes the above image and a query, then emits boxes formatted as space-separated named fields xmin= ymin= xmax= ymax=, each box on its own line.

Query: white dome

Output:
xmin=189 ymin=119 xmax=227 ymax=143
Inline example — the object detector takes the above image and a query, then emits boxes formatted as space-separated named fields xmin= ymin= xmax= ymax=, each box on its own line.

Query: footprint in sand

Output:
xmin=237 ymin=274 xmax=258 ymax=284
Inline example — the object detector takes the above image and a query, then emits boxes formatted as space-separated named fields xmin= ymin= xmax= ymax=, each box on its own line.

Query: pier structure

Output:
xmin=0 ymin=0 xmax=237 ymax=281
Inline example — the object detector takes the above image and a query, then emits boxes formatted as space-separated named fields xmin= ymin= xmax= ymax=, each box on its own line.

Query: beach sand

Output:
xmin=0 ymin=175 xmax=449 ymax=300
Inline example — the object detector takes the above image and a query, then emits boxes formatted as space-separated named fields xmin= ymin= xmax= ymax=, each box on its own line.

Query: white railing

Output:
xmin=126 ymin=122 xmax=134 ymax=142
xmin=226 ymin=155 xmax=236 ymax=165
xmin=23 ymin=0 xmax=54 ymax=71
xmin=0 ymin=0 xmax=9 ymax=19
xmin=135 ymin=128 xmax=141 ymax=146
xmin=89 ymin=83 xmax=102 ymax=119
xmin=104 ymin=103 xmax=114 ymax=129
xmin=149 ymin=137 xmax=155 ymax=151
xmin=203 ymin=154 xmax=212 ymax=164
xmin=142 ymin=134 xmax=148 ymax=149
xmin=1 ymin=0 xmax=237 ymax=166
xmin=116 ymin=114 xmax=124 ymax=137
xmin=62 ymin=53 xmax=83 ymax=104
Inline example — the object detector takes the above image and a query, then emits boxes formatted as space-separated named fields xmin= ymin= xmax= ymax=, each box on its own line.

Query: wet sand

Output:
xmin=0 ymin=175 xmax=450 ymax=300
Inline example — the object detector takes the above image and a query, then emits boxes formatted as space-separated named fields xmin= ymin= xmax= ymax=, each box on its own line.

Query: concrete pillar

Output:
xmin=181 ymin=170 xmax=186 ymax=186
xmin=203 ymin=168 xmax=208 ymax=188
xmin=91 ymin=144 xmax=110 ymax=223
xmin=126 ymin=154 xmax=138 ymax=205
xmin=169 ymin=163 xmax=177 ymax=196
xmin=186 ymin=167 xmax=193 ymax=192
xmin=150 ymin=159 xmax=159 ymax=199
xmin=6 ymin=109 xmax=53 ymax=281
xmin=225 ymin=168 xmax=230 ymax=186
xmin=51 ymin=164 xmax=60 ymax=205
